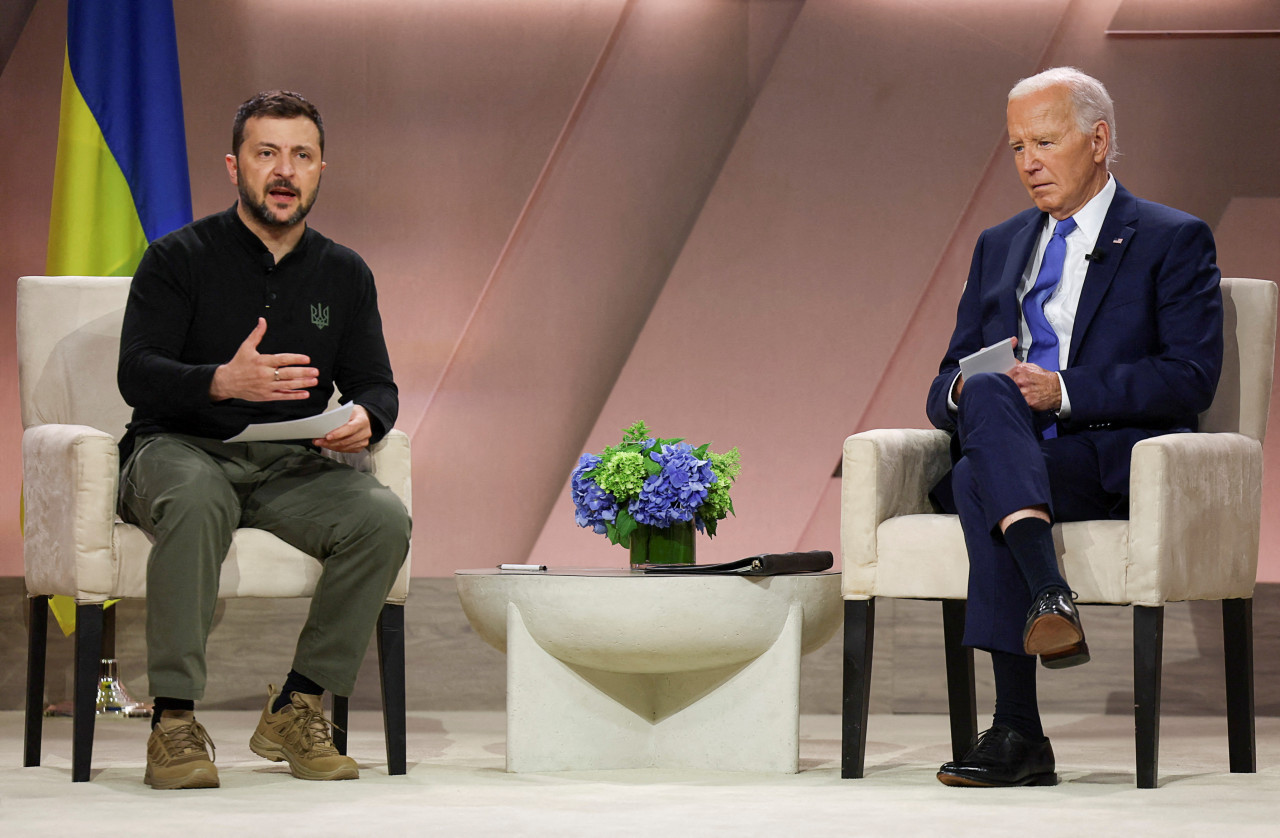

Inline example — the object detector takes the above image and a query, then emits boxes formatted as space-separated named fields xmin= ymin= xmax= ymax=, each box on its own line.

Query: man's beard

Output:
xmin=239 ymin=177 xmax=320 ymax=228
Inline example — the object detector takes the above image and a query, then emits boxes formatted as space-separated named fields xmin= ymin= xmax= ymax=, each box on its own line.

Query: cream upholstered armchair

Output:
xmin=18 ymin=275 xmax=413 ymax=782
xmin=839 ymin=277 xmax=1275 ymax=789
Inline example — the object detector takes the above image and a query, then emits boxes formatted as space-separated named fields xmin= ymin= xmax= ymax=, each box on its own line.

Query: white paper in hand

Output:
xmin=959 ymin=337 xmax=1017 ymax=380
xmin=224 ymin=403 xmax=355 ymax=443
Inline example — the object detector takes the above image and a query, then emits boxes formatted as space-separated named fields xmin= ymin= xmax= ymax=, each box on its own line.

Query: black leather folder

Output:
xmin=636 ymin=550 xmax=833 ymax=575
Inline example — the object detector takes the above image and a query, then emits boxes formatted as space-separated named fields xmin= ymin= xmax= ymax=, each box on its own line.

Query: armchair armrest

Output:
xmin=22 ymin=424 xmax=120 ymax=599
xmin=1127 ymin=432 xmax=1262 ymax=605
xmin=841 ymin=429 xmax=951 ymax=593
xmin=321 ymin=428 xmax=412 ymax=510
xmin=322 ymin=428 xmax=414 ymax=603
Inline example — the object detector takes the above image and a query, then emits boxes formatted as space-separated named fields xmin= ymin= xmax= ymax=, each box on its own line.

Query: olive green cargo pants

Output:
xmin=118 ymin=433 xmax=410 ymax=700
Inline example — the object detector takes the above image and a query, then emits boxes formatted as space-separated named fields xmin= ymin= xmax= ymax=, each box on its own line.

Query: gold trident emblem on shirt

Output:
xmin=310 ymin=303 xmax=330 ymax=330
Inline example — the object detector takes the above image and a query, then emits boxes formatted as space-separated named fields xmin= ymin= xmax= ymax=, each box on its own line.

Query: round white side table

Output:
xmin=455 ymin=567 xmax=842 ymax=772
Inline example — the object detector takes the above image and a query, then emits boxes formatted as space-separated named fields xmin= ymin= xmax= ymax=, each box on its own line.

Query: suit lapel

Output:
xmin=998 ymin=214 xmax=1042 ymax=343
xmin=1067 ymin=184 xmax=1138 ymax=367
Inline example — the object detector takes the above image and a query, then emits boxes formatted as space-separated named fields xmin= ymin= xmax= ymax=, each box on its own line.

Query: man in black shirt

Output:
xmin=117 ymin=91 xmax=410 ymax=790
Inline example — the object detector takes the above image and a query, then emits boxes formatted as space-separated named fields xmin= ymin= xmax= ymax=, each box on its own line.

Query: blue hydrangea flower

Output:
xmin=629 ymin=443 xmax=718 ymax=527
xmin=571 ymin=453 xmax=618 ymax=534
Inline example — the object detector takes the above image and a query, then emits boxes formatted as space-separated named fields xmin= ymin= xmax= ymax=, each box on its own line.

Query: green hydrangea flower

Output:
xmin=702 ymin=447 xmax=741 ymax=519
xmin=593 ymin=450 xmax=647 ymax=501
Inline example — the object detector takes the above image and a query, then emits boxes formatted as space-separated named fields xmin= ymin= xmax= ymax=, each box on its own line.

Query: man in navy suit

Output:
xmin=925 ymin=68 xmax=1223 ymax=787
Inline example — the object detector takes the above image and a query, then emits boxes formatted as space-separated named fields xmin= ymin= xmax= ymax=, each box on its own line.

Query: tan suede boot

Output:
xmin=249 ymin=686 xmax=358 ymax=781
xmin=144 ymin=710 xmax=219 ymax=789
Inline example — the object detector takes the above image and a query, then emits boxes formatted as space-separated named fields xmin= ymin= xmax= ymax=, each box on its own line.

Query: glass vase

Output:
xmin=629 ymin=520 xmax=697 ymax=567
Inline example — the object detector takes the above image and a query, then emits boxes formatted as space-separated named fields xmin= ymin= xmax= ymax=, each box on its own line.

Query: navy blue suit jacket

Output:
xmin=926 ymin=182 xmax=1224 ymax=497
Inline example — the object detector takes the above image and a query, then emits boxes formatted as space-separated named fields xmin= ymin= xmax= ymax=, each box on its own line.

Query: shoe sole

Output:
xmin=249 ymin=731 xmax=359 ymax=781
xmin=1042 ymin=641 xmax=1091 ymax=669
xmin=937 ymin=770 xmax=1058 ymax=787
xmin=144 ymin=765 xmax=220 ymax=790
xmin=1023 ymin=613 xmax=1084 ymax=656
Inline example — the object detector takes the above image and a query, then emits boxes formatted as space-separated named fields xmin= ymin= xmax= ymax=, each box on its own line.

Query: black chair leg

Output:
xmin=102 ymin=603 xmax=117 ymax=659
xmin=942 ymin=599 xmax=977 ymax=761
xmin=24 ymin=595 xmax=50 ymax=767
xmin=331 ymin=695 xmax=349 ymax=755
xmin=73 ymin=603 xmax=104 ymax=783
xmin=1133 ymin=605 xmax=1164 ymax=789
xmin=377 ymin=603 xmax=407 ymax=775
xmin=1222 ymin=598 xmax=1256 ymax=773
xmin=841 ymin=598 xmax=874 ymax=779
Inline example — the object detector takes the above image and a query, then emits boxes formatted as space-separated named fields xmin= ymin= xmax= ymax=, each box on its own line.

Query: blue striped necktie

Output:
xmin=1023 ymin=216 xmax=1076 ymax=438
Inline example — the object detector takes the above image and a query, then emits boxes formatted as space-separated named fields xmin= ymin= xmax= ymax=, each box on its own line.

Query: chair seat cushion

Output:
xmin=113 ymin=524 xmax=323 ymax=599
xmin=864 ymin=514 xmax=1130 ymax=603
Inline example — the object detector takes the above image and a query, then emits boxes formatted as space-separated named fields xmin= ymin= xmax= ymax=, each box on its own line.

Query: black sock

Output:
xmin=151 ymin=697 xmax=195 ymax=729
xmin=991 ymin=651 xmax=1044 ymax=741
xmin=1002 ymin=517 xmax=1067 ymax=599
xmin=273 ymin=669 xmax=324 ymax=712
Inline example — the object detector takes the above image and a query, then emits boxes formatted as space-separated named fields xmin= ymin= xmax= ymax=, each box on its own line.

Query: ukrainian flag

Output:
xmin=46 ymin=0 xmax=192 ymax=277
xmin=43 ymin=0 xmax=192 ymax=634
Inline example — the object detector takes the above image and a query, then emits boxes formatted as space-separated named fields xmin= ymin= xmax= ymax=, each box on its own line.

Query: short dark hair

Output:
xmin=231 ymin=90 xmax=324 ymax=157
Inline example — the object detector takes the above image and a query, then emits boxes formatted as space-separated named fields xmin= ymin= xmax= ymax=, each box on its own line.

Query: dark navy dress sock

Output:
xmin=991 ymin=650 xmax=1045 ymax=741
xmin=1002 ymin=516 xmax=1068 ymax=599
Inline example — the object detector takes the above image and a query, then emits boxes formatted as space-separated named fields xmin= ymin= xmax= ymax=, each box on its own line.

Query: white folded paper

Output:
xmin=224 ymin=402 xmax=355 ymax=443
xmin=959 ymin=336 xmax=1017 ymax=380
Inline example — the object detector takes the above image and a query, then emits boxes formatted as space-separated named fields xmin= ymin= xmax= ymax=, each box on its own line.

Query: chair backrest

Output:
xmin=1201 ymin=278 xmax=1278 ymax=441
xmin=17 ymin=276 xmax=134 ymax=441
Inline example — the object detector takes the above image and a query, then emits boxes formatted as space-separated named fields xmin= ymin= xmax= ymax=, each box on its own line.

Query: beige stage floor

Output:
xmin=2 ymin=711 xmax=1278 ymax=836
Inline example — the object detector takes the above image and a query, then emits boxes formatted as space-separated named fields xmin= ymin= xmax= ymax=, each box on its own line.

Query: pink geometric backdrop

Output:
xmin=1 ymin=0 xmax=1277 ymax=579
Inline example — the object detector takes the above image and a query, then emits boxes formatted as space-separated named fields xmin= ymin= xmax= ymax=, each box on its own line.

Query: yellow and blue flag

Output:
xmin=47 ymin=0 xmax=192 ymax=277
xmin=43 ymin=0 xmax=192 ymax=634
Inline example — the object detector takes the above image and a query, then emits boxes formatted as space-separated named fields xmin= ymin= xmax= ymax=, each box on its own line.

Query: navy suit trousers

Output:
xmin=944 ymin=373 xmax=1126 ymax=654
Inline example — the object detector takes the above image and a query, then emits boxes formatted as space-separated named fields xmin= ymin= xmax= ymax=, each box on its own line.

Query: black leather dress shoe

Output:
xmin=937 ymin=725 xmax=1057 ymax=787
xmin=1023 ymin=587 xmax=1090 ymax=668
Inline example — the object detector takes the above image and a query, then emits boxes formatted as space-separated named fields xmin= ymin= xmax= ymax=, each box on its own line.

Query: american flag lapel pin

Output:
xmin=1113 ymin=238 xmax=1124 ymax=244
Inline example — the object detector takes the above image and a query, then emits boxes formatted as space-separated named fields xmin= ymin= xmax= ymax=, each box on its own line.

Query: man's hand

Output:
xmin=315 ymin=404 xmax=372 ymax=452
xmin=210 ymin=318 xmax=318 ymax=402
xmin=1008 ymin=362 xmax=1062 ymax=411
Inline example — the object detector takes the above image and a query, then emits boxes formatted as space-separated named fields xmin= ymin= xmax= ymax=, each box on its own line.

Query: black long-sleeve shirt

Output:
xmin=117 ymin=205 xmax=398 ymax=457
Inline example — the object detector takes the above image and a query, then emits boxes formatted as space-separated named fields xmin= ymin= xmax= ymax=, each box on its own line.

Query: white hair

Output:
xmin=1009 ymin=67 xmax=1118 ymax=165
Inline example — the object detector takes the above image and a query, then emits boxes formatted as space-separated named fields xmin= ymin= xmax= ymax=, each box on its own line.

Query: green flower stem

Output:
xmin=629 ymin=520 xmax=696 ymax=566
